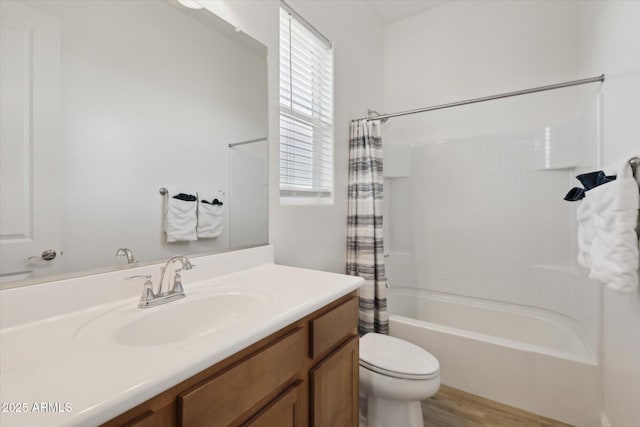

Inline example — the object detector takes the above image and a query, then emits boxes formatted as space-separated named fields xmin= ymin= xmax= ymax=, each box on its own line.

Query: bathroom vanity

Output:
xmin=0 ymin=246 xmax=362 ymax=427
xmin=103 ymin=293 xmax=358 ymax=427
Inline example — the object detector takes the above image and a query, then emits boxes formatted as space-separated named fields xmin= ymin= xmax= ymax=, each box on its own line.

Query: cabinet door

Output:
xmin=243 ymin=382 xmax=301 ymax=427
xmin=310 ymin=336 xmax=358 ymax=427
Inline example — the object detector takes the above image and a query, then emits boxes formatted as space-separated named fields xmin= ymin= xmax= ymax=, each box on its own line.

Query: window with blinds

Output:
xmin=279 ymin=4 xmax=333 ymax=203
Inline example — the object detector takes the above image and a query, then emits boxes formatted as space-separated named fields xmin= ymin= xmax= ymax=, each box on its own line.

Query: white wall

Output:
xmin=26 ymin=0 xmax=267 ymax=273
xmin=383 ymin=0 xmax=598 ymax=143
xmin=202 ymin=0 xmax=384 ymax=274
xmin=576 ymin=2 xmax=640 ymax=427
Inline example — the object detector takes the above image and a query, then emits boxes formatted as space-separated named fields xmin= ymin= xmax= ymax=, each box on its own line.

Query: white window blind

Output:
xmin=279 ymin=4 xmax=333 ymax=203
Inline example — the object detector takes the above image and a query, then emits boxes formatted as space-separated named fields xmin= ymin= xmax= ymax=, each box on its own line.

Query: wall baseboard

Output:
xmin=601 ymin=412 xmax=611 ymax=427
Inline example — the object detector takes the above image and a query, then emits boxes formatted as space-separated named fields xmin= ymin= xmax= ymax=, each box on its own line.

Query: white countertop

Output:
xmin=0 ymin=251 xmax=363 ymax=426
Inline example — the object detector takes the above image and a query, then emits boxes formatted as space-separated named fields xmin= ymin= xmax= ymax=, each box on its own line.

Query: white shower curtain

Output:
xmin=347 ymin=119 xmax=388 ymax=335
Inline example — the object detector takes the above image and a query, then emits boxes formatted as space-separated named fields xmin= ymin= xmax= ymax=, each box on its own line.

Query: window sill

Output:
xmin=280 ymin=193 xmax=334 ymax=206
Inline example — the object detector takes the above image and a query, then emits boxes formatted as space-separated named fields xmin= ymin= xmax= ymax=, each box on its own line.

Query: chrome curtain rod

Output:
xmin=228 ymin=137 xmax=268 ymax=148
xmin=361 ymin=74 xmax=605 ymax=122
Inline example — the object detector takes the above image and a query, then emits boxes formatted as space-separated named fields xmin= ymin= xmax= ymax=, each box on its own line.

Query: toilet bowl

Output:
xmin=359 ymin=333 xmax=440 ymax=427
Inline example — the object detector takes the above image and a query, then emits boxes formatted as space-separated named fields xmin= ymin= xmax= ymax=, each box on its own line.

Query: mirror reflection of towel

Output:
xmin=172 ymin=193 xmax=197 ymax=202
xmin=198 ymin=191 xmax=225 ymax=239
xmin=166 ymin=192 xmax=198 ymax=242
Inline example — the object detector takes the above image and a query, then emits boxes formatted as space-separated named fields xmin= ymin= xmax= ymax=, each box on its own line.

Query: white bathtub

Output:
xmin=388 ymin=287 xmax=601 ymax=427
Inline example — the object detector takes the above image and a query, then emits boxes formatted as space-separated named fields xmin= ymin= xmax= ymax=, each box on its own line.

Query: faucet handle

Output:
xmin=172 ymin=264 xmax=196 ymax=274
xmin=126 ymin=275 xmax=157 ymax=308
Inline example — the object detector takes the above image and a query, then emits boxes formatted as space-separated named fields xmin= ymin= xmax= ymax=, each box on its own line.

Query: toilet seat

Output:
xmin=360 ymin=333 xmax=439 ymax=380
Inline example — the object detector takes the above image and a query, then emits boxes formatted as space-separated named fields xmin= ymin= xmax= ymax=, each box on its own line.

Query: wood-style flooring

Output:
xmin=422 ymin=385 xmax=574 ymax=427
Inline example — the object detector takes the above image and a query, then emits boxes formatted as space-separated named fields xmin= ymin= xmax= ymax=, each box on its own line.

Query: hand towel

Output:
xmin=197 ymin=191 xmax=225 ymax=239
xmin=577 ymin=156 xmax=640 ymax=291
xmin=165 ymin=191 xmax=198 ymax=242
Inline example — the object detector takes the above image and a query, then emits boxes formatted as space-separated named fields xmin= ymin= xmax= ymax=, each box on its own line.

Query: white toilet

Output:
xmin=359 ymin=333 xmax=440 ymax=427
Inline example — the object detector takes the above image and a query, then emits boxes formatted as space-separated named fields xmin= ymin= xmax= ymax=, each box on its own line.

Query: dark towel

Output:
xmin=202 ymin=198 xmax=223 ymax=206
xmin=173 ymin=193 xmax=197 ymax=202
xmin=564 ymin=171 xmax=616 ymax=201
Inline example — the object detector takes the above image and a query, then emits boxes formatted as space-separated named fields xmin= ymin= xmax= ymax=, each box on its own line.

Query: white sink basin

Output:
xmin=74 ymin=286 xmax=272 ymax=347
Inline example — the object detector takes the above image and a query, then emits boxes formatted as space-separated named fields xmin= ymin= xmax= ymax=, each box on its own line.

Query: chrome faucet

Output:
xmin=126 ymin=256 xmax=194 ymax=309
xmin=159 ymin=256 xmax=193 ymax=296
xmin=115 ymin=248 xmax=137 ymax=264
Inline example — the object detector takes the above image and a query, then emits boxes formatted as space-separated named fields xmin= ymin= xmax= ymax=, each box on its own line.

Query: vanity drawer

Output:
xmin=178 ymin=327 xmax=305 ymax=427
xmin=309 ymin=296 xmax=358 ymax=359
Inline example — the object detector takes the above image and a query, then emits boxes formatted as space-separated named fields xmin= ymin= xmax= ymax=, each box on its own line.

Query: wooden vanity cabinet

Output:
xmin=310 ymin=337 xmax=359 ymax=427
xmin=102 ymin=292 xmax=358 ymax=427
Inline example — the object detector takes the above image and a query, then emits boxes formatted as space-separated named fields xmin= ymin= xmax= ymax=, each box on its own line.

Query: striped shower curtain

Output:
xmin=347 ymin=119 xmax=388 ymax=335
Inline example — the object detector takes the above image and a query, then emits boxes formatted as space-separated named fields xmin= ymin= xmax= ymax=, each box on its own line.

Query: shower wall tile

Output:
xmin=384 ymin=251 xmax=413 ymax=288
xmin=386 ymin=177 xmax=414 ymax=253
xmin=532 ymin=121 xmax=579 ymax=170
xmin=409 ymin=131 xmax=570 ymax=299
xmin=383 ymin=110 xmax=601 ymax=356
xmin=383 ymin=143 xmax=411 ymax=177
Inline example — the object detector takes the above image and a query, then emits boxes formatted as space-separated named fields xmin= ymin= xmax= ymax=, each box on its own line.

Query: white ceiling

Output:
xmin=368 ymin=0 xmax=452 ymax=26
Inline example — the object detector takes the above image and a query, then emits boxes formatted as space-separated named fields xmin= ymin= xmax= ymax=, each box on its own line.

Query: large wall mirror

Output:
xmin=0 ymin=0 xmax=268 ymax=289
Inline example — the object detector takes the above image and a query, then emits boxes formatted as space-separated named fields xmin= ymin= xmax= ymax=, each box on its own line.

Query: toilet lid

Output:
xmin=359 ymin=333 xmax=440 ymax=380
